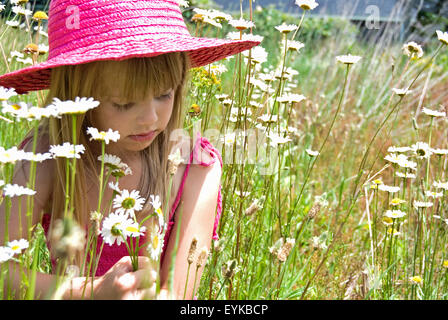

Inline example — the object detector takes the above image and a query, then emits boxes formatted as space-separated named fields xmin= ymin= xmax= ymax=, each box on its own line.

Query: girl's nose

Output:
xmin=137 ymin=101 xmax=158 ymax=125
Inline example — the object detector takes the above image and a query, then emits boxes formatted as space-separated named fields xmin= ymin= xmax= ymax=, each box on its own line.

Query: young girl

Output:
xmin=0 ymin=0 xmax=259 ymax=299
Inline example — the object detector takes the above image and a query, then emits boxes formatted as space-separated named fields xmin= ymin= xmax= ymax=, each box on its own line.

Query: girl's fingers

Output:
xmin=132 ymin=268 xmax=157 ymax=289
xmin=137 ymin=256 xmax=153 ymax=269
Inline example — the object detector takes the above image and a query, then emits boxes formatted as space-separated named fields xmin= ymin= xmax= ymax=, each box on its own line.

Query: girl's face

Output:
xmin=89 ymin=89 xmax=175 ymax=158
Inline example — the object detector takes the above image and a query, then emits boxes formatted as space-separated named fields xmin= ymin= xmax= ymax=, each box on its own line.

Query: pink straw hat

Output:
xmin=0 ymin=0 xmax=261 ymax=94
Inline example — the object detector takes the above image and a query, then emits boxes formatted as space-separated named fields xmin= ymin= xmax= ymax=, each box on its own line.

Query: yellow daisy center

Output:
xmin=126 ymin=226 xmax=139 ymax=233
xmin=152 ymin=235 xmax=159 ymax=249
xmin=122 ymin=197 xmax=136 ymax=209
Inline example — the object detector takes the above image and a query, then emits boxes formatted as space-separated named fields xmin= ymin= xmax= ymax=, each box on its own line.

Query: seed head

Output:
xmin=187 ymin=236 xmax=198 ymax=264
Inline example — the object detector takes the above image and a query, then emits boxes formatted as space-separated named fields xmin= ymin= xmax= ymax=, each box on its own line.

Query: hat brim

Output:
xmin=0 ymin=35 xmax=260 ymax=94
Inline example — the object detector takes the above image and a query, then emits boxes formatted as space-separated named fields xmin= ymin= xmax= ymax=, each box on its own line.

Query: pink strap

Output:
xmin=160 ymin=133 xmax=223 ymax=264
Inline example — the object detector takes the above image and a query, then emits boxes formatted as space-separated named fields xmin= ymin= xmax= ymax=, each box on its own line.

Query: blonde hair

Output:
xmin=34 ymin=52 xmax=190 ymax=265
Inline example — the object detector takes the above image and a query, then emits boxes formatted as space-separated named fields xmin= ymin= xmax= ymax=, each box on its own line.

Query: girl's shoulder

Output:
xmin=169 ymin=133 xmax=221 ymax=168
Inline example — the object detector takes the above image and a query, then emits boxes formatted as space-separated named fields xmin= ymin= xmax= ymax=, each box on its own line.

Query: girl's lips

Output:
xmin=129 ymin=130 xmax=157 ymax=142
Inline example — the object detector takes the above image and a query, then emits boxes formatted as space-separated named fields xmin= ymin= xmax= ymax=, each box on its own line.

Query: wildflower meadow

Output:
xmin=1 ymin=0 xmax=448 ymax=300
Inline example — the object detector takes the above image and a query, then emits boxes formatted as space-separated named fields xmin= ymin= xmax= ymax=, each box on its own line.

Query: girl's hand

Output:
xmin=90 ymin=256 xmax=157 ymax=300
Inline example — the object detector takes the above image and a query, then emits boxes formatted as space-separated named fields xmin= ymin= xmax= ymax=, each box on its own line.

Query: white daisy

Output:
xmin=274 ymin=67 xmax=298 ymax=80
xmin=306 ymin=149 xmax=319 ymax=157
xmin=215 ymin=93 xmax=229 ymax=101
xmin=0 ymin=86 xmax=17 ymax=101
xmin=0 ymin=146 xmax=25 ymax=164
xmin=384 ymin=210 xmax=406 ymax=219
xmin=243 ymin=46 xmax=268 ymax=65
xmin=433 ymin=181 xmax=448 ymax=190
xmin=16 ymin=57 xmax=33 ymax=65
xmin=49 ymin=142 xmax=85 ymax=159
xmin=226 ymin=32 xmax=264 ymax=43
xmin=432 ymin=148 xmax=448 ymax=155
xmin=86 ymin=127 xmax=120 ymax=144
xmin=176 ymin=0 xmax=189 ymax=8
xmin=295 ymin=0 xmax=319 ymax=10
xmin=49 ymin=97 xmax=99 ymax=115
xmin=250 ymin=78 xmax=268 ymax=92
xmin=259 ymin=71 xmax=276 ymax=83
xmin=4 ymin=184 xmax=36 ymax=197
xmin=10 ymin=50 xmax=24 ymax=59
xmin=113 ymin=189 xmax=145 ymax=218
xmin=147 ymin=229 xmax=164 ymax=261
xmin=209 ymin=9 xmax=232 ymax=22
xmin=387 ymin=146 xmax=411 ymax=153
xmin=100 ymin=212 xmax=132 ymax=246
xmin=0 ymin=246 xmax=14 ymax=263
xmin=285 ymin=40 xmax=305 ymax=52
xmin=11 ymin=5 xmax=32 ymax=16
xmin=275 ymin=24 xmax=298 ymax=34
xmin=267 ymin=131 xmax=292 ymax=147
xmin=258 ymin=114 xmax=278 ymax=123
xmin=207 ymin=64 xmax=226 ymax=76
xmin=422 ymin=107 xmax=446 ymax=118
xmin=27 ymin=104 xmax=61 ymax=120
xmin=425 ymin=191 xmax=443 ymax=199
xmin=123 ymin=221 xmax=146 ymax=238
xmin=150 ymin=194 xmax=164 ymax=229
xmin=111 ymin=165 xmax=132 ymax=178
xmin=0 ymin=4 xmax=5 ymax=13
xmin=392 ymin=88 xmax=412 ymax=97
xmin=396 ymin=158 xmax=417 ymax=170
xmin=2 ymin=100 xmax=34 ymax=119
xmin=277 ymin=93 xmax=306 ymax=104
xmin=378 ymin=184 xmax=400 ymax=193
xmin=436 ymin=30 xmax=448 ymax=46
xmin=108 ymin=181 xmax=121 ymax=194
xmin=395 ymin=171 xmax=416 ymax=179
xmin=228 ymin=18 xmax=255 ymax=31
xmin=222 ymin=132 xmax=237 ymax=146
xmin=411 ymin=142 xmax=433 ymax=159
xmin=390 ymin=198 xmax=406 ymax=206
xmin=413 ymin=200 xmax=433 ymax=209
xmin=384 ymin=153 xmax=408 ymax=164
xmin=336 ymin=54 xmax=362 ymax=65
xmin=22 ymin=152 xmax=53 ymax=162
xmin=403 ymin=42 xmax=423 ymax=59
xmin=98 ymin=154 xmax=125 ymax=170
xmin=7 ymin=239 xmax=29 ymax=254
xmin=5 ymin=20 xmax=20 ymax=28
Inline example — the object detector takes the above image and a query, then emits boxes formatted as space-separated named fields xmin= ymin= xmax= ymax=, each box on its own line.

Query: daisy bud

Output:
xmin=187 ymin=236 xmax=198 ymax=264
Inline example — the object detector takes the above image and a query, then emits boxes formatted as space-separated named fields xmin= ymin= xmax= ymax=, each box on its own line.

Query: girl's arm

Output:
xmin=159 ymin=152 xmax=222 ymax=299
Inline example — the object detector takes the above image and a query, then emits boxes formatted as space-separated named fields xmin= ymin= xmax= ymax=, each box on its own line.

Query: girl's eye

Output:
xmin=156 ymin=90 xmax=174 ymax=100
xmin=113 ymin=102 xmax=134 ymax=110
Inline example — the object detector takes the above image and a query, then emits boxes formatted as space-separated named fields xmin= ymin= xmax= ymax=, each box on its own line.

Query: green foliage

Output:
xmin=25 ymin=224 xmax=52 ymax=274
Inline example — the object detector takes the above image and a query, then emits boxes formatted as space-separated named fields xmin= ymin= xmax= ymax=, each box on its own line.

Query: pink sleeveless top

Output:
xmin=19 ymin=133 xmax=223 ymax=276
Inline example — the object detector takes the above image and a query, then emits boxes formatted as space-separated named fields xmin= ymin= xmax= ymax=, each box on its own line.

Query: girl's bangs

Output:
xmin=95 ymin=53 xmax=186 ymax=102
